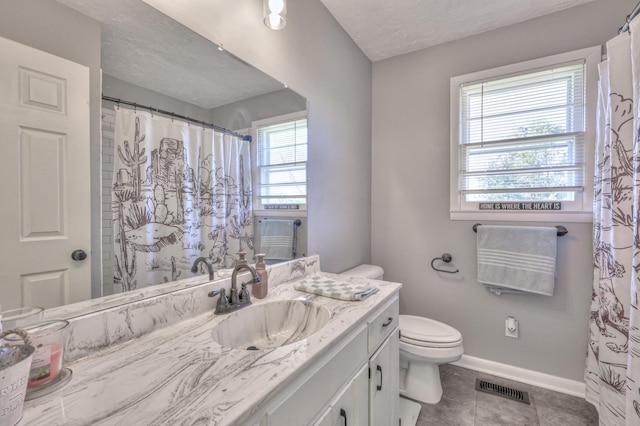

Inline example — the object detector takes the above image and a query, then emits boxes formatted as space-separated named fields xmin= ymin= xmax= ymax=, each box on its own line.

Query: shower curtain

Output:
xmin=585 ymin=17 xmax=640 ymax=425
xmin=111 ymin=108 xmax=253 ymax=291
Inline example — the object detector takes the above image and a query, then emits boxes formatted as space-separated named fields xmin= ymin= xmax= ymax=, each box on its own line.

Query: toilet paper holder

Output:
xmin=430 ymin=253 xmax=459 ymax=274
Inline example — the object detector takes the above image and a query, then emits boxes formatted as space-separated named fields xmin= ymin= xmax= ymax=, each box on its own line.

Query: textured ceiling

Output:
xmin=58 ymin=0 xmax=284 ymax=109
xmin=320 ymin=0 xmax=598 ymax=62
xmin=56 ymin=0 xmax=601 ymax=102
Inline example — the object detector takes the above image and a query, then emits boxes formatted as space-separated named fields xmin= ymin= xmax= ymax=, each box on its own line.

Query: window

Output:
xmin=450 ymin=46 xmax=600 ymax=221
xmin=253 ymin=112 xmax=307 ymax=210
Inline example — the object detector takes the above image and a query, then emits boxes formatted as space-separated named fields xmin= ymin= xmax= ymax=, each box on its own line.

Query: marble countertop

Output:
xmin=21 ymin=274 xmax=401 ymax=425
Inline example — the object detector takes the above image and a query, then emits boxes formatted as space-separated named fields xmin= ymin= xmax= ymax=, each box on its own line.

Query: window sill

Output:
xmin=253 ymin=209 xmax=307 ymax=218
xmin=450 ymin=210 xmax=592 ymax=223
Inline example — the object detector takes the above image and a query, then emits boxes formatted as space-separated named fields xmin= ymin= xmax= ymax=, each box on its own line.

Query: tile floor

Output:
xmin=410 ymin=364 xmax=598 ymax=426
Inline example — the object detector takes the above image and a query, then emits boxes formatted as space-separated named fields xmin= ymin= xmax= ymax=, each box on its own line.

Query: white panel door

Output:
xmin=0 ymin=36 xmax=91 ymax=310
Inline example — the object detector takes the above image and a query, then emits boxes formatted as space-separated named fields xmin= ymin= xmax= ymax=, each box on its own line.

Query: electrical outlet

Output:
xmin=505 ymin=316 xmax=518 ymax=338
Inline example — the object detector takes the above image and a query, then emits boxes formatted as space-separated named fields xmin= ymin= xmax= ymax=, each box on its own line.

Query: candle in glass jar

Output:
xmin=27 ymin=342 xmax=62 ymax=387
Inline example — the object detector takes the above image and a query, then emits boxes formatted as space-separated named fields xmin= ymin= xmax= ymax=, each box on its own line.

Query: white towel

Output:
xmin=477 ymin=225 xmax=557 ymax=296
xmin=260 ymin=219 xmax=294 ymax=261
xmin=293 ymin=274 xmax=379 ymax=301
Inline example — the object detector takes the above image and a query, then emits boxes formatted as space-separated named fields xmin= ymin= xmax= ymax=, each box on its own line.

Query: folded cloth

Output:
xmin=477 ymin=225 xmax=557 ymax=296
xmin=294 ymin=274 xmax=379 ymax=301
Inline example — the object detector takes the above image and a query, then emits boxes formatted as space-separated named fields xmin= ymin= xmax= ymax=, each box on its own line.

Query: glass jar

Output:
xmin=1 ymin=307 xmax=45 ymax=330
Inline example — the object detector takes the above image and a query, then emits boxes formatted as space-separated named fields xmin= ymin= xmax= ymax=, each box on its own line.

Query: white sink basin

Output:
xmin=211 ymin=300 xmax=331 ymax=350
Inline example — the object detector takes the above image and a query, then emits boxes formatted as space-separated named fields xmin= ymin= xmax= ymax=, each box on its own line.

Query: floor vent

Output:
xmin=475 ymin=379 xmax=531 ymax=405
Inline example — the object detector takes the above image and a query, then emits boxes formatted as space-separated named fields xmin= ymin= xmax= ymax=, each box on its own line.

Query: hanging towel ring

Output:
xmin=431 ymin=253 xmax=459 ymax=274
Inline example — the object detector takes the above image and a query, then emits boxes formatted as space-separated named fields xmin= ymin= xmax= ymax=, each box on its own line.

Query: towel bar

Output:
xmin=472 ymin=223 xmax=568 ymax=236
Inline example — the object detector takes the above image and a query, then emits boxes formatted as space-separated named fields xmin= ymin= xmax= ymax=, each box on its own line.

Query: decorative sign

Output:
xmin=479 ymin=202 xmax=562 ymax=211
xmin=265 ymin=204 xmax=300 ymax=210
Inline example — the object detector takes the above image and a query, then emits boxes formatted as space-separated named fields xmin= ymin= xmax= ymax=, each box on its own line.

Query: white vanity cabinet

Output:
xmin=262 ymin=294 xmax=399 ymax=426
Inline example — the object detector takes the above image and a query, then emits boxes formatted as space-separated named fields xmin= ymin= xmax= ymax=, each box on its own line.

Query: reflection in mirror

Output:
xmin=0 ymin=0 xmax=307 ymax=312
xmin=83 ymin=0 xmax=308 ymax=298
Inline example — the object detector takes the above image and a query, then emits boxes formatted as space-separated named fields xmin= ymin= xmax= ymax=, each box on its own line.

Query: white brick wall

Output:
xmin=101 ymin=108 xmax=116 ymax=295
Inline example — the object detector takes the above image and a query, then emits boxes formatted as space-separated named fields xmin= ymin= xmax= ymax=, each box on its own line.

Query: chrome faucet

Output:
xmin=191 ymin=257 xmax=214 ymax=280
xmin=208 ymin=264 xmax=260 ymax=314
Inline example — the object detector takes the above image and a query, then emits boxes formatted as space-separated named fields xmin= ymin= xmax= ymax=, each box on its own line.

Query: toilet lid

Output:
xmin=399 ymin=315 xmax=462 ymax=345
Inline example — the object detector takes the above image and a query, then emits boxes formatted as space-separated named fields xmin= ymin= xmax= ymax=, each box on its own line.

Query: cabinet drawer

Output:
xmin=367 ymin=296 xmax=399 ymax=354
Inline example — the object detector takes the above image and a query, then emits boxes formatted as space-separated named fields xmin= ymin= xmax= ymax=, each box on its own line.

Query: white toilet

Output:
xmin=340 ymin=264 xmax=464 ymax=405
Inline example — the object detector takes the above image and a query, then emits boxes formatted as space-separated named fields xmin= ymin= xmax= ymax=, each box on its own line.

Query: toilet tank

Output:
xmin=340 ymin=264 xmax=384 ymax=280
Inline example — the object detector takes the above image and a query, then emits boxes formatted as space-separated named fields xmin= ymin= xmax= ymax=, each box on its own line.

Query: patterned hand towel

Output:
xmin=293 ymin=274 xmax=379 ymax=301
xmin=477 ymin=225 xmax=557 ymax=296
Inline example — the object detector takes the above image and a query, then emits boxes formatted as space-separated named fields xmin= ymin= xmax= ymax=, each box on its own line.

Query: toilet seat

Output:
xmin=399 ymin=315 xmax=463 ymax=348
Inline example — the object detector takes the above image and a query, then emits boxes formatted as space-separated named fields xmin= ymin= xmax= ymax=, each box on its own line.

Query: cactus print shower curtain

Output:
xmin=111 ymin=108 xmax=253 ymax=291
xmin=585 ymin=17 xmax=640 ymax=425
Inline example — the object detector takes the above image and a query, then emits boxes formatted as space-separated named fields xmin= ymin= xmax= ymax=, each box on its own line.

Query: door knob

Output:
xmin=71 ymin=249 xmax=87 ymax=261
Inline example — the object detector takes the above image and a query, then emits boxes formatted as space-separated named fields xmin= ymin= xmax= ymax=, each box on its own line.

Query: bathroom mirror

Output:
xmin=0 ymin=0 xmax=307 ymax=315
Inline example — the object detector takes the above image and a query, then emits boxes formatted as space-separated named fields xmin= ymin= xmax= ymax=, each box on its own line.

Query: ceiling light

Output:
xmin=263 ymin=0 xmax=287 ymax=30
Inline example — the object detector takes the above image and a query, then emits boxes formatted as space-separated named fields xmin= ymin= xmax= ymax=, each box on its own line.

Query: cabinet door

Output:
xmin=329 ymin=365 xmax=369 ymax=426
xmin=369 ymin=328 xmax=399 ymax=426
xmin=313 ymin=407 xmax=332 ymax=426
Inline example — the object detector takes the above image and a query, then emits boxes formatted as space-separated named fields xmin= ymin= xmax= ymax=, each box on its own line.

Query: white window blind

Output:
xmin=459 ymin=61 xmax=586 ymax=202
xmin=257 ymin=118 xmax=307 ymax=205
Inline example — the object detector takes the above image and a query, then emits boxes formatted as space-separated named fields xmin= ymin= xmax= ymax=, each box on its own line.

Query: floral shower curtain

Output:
xmin=112 ymin=108 xmax=253 ymax=291
xmin=585 ymin=18 xmax=640 ymax=425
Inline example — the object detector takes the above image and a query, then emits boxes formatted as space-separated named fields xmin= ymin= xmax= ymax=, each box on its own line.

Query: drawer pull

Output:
xmin=340 ymin=408 xmax=347 ymax=426
xmin=376 ymin=365 xmax=383 ymax=390
xmin=382 ymin=317 xmax=393 ymax=327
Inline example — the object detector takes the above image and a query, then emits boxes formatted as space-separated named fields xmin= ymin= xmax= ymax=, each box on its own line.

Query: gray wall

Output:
xmin=102 ymin=74 xmax=212 ymax=122
xmin=142 ymin=0 xmax=373 ymax=274
xmin=211 ymin=88 xmax=307 ymax=131
xmin=0 ymin=0 xmax=103 ymax=298
xmin=372 ymin=0 xmax=637 ymax=382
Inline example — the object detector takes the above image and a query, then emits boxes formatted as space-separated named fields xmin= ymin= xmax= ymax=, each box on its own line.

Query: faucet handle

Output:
xmin=208 ymin=288 xmax=225 ymax=298
xmin=242 ymin=277 xmax=261 ymax=287
xmin=208 ymin=288 xmax=229 ymax=314
xmin=239 ymin=283 xmax=250 ymax=303
xmin=240 ymin=275 xmax=262 ymax=302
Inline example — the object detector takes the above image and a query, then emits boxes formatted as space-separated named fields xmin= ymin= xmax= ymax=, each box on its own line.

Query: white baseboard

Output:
xmin=451 ymin=354 xmax=586 ymax=398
